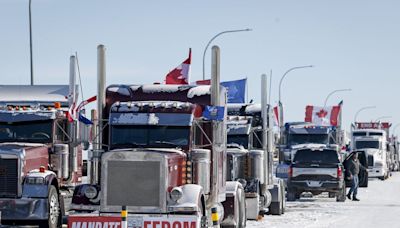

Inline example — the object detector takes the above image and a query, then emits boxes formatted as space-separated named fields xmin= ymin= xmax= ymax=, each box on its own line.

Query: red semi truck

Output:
xmin=0 ymin=56 xmax=84 ymax=228
xmin=69 ymin=45 xmax=247 ymax=227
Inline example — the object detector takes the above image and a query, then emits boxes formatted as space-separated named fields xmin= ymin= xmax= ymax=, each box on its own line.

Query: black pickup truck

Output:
xmin=287 ymin=147 xmax=347 ymax=202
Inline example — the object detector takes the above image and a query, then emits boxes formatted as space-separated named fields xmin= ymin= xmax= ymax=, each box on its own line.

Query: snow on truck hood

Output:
xmin=290 ymin=143 xmax=328 ymax=150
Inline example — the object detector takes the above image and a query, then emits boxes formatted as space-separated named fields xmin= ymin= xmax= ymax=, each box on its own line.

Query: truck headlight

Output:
xmin=84 ymin=186 xmax=98 ymax=199
xmin=170 ymin=187 xmax=183 ymax=202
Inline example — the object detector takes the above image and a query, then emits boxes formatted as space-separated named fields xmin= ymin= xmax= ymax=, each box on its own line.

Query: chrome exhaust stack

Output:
xmin=66 ymin=55 xmax=78 ymax=183
xmin=206 ymin=45 xmax=223 ymax=208
xmin=261 ymin=74 xmax=273 ymax=188
xmin=90 ymin=44 xmax=106 ymax=185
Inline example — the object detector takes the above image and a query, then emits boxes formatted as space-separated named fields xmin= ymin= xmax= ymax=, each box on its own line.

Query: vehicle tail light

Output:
xmin=288 ymin=166 xmax=293 ymax=178
xmin=337 ymin=166 xmax=342 ymax=179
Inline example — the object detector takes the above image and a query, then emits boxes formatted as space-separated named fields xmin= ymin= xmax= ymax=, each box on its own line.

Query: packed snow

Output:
xmin=248 ymin=172 xmax=400 ymax=228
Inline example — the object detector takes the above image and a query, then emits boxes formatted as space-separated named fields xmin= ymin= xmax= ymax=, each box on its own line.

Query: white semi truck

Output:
xmin=351 ymin=122 xmax=391 ymax=180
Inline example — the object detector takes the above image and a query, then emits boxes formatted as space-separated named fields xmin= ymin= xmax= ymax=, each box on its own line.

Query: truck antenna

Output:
xmin=75 ymin=52 xmax=85 ymax=103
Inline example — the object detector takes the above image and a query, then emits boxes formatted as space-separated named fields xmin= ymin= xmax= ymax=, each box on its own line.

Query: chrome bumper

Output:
xmin=0 ymin=197 xmax=48 ymax=222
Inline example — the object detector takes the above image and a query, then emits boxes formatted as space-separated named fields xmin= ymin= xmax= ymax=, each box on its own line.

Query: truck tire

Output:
xmin=269 ymin=201 xmax=282 ymax=215
xmin=39 ymin=186 xmax=61 ymax=228
xmin=336 ymin=186 xmax=346 ymax=202
xmin=287 ymin=188 xmax=296 ymax=202
xmin=328 ymin=192 xmax=336 ymax=198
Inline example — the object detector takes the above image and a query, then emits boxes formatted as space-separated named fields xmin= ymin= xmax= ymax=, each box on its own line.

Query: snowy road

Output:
xmin=248 ymin=172 xmax=400 ymax=228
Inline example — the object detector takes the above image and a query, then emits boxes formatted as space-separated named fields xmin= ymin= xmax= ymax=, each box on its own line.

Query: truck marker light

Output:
xmin=54 ymin=102 xmax=61 ymax=109
xmin=39 ymin=166 xmax=46 ymax=173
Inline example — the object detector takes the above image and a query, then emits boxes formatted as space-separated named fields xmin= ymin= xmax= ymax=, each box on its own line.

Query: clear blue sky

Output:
xmin=1 ymin=0 xmax=399 ymax=132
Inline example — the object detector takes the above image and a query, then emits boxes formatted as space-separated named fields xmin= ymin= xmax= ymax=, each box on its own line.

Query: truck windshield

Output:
xmin=111 ymin=125 xmax=190 ymax=149
xmin=0 ymin=120 xmax=53 ymax=143
xmin=227 ymin=135 xmax=249 ymax=149
xmin=288 ymin=134 xmax=328 ymax=145
xmin=355 ymin=140 xmax=379 ymax=149
xmin=294 ymin=149 xmax=340 ymax=164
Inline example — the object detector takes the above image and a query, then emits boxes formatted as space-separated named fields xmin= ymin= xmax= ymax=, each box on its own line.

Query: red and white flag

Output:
xmin=66 ymin=102 xmax=76 ymax=122
xmin=75 ymin=95 xmax=97 ymax=113
xmin=165 ymin=48 xmax=191 ymax=84
xmin=305 ymin=105 xmax=341 ymax=126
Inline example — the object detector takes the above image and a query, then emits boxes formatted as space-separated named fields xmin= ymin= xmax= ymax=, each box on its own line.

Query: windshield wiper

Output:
xmin=113 ymin=142 xmax=145 ymax=148
xmin=152 ymin=140 xmax=178 ymax=147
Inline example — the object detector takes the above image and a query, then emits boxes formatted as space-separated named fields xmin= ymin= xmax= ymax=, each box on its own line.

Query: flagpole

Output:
xmin=269 ymin=70 xmax=272 ymax=104
xmin=246 ymin=76 xmax=248 ymax=103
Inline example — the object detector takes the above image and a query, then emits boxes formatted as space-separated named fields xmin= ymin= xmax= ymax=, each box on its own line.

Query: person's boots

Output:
xmin=347 ymin=192 xmax=351 ymax=200
xmin=352 ymin=196 xmax=360 ymax=201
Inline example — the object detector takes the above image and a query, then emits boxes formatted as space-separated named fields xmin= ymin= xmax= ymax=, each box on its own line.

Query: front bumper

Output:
xmin=368 ymin=167 xmax=385 ymax=178
xmin=0 ymin=197 xmax=48 ymax=222
xmin=288 ymin=180 xmax=343 ymax=192
xmin=68 ymin=213 xmax=201 ymax=228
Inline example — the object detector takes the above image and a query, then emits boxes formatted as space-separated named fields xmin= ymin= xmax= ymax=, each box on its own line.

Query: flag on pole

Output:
xmin=305 ymin=104 xmax=341 ymax=126
xmin=78 ymin=113 xmax=93 ymax=125
xmin=75 ymin=95 xmax=97 ymax=112
xmin=220 ymin=78 xmax=247 ymax=103
xmin=165 ymin=48 xmax=191 ymax=84
xmin=66 ymin=102 xmax=76 ymax=122
xmin=202 ymin=105 xmax=225 ymax=121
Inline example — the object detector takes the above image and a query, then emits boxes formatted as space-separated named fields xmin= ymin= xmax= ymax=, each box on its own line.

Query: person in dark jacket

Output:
xmin=347 ymin=153 xmax=367 ymax=201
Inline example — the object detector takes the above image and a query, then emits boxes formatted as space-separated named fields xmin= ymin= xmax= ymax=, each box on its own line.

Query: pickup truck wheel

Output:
xmin=328 ymin=192 xmax=336 ymax=198
xmin=39 ymin=186 xmax=60 ymax=228
xmin=287 ymin=188 xmax=296 ymax=202
xmin=336 ymin=186 xmax=346 ymax=202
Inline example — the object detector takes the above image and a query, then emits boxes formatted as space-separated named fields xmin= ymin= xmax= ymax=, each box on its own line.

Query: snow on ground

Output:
xmin=248 ymin=172 xmax=400 ymax=228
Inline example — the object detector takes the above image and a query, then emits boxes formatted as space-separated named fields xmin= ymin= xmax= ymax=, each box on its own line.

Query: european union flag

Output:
xmin=203 ymin=106 xmax=225 ymax=121
xmin=79 ymin=113 xmax=93 ymax=125
xmin=220 ymin=78 xmax=246 ymax=103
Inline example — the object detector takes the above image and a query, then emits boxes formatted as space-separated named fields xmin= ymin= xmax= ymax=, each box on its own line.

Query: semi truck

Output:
xmin=225 ymin=75 xmax=285 ymax=218
xmin=351 ymin=122 xmax=391 ymax=180
xmin=69 ymin=45 xmax=247 ymax=228
xmin=0 ymin=56 xmax=84 ymax=227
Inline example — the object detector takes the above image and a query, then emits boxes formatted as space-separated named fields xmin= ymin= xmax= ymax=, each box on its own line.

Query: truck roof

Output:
xmin=0 ymin=85 xmax=70 ymax=107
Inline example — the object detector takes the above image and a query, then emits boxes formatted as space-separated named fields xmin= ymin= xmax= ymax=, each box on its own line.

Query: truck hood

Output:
xmin=110 ymin=147 xmax=186 ymax=156
xmin=362 ymin=148 xmax=382 ymax=156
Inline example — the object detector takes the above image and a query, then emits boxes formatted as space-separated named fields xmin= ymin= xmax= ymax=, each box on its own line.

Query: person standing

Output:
xmin=346 ymin=153 xmax=366 ymax=201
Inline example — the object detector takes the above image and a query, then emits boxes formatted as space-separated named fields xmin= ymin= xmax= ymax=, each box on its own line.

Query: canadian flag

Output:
xmin=305 ymin=105 xmax=341 ymax=126
xmin=165 ymin=48 xmax=191 ymax=84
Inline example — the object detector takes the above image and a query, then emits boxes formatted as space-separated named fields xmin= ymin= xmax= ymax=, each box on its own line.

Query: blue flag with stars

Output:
xmin=220 ymin=78 xmax=246 ymax=103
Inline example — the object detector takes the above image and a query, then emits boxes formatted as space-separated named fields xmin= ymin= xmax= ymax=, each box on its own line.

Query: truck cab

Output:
xmin=0 ymin=84 xmax=83 ymax=228
xmin=226 ymin=102 xmax=286 ymax=217
xmin=351 ymin=128 xmax=389 ymax=180
xmin=70 ymin=45 xmax=247 ymax=228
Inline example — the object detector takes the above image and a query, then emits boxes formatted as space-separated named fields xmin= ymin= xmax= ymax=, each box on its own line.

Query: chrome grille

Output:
xmin=0 ymin=158 xmax=18 ymax=197
xmin=106 ymin=160 xmax=162 ymax=208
